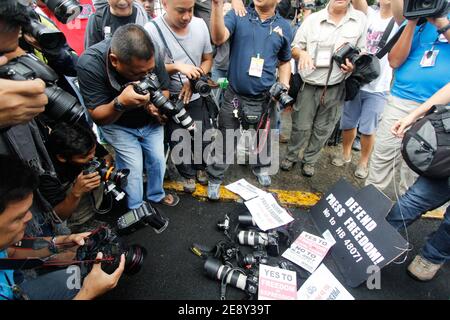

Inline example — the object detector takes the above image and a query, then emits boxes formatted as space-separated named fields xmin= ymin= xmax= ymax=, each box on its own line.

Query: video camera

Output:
xmin=291 ymin=0 xmax=327 ymax=10
xmin=83 ymin=157 xmax=130 ymax=201
xmin=38 ymin=0 xmax=82 ymax=23
xmin=333 ymin=43 xmax=380 ymax=83
xmin=133 ymin=73 xmax=196 ymax=132
xmin=403 ymin=0 xmax=449 ymax=20
xmin=269 ymin=82 xmax=294 ymax=108
xmin=204 ymin=257 xmax=259 ymax=297
xmin=0 ymin=53 xmax=85 ymax=125
xmin=117 ymin=201 xmax=169 ymax=234
xmin=76 ymin=226 xmax=146 ymax=275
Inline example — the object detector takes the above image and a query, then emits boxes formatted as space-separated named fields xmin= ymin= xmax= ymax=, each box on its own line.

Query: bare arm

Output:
xmin=211 ymin=0 xmax=231 ymax=46
xmin=292 ymin=47 xmax=301 ymax=61
xmin=388 ymin=19 xmax=418 ymax=68
xmin=351 ymin=0 xmax=368 ymax=15
xmin=278 ymin=60 xmax=291 ymax=88
xmin=200 ymin=52 xmax=214 ymax=74
xmin=391 ymin=0 xmax=405 ymax=26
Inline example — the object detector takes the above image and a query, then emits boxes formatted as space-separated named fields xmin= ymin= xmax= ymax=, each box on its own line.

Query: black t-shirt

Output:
xmin=85 ymin=5 xmax=138 ymax=48
xmin=76 ymin=39 xmax=170 ymax=128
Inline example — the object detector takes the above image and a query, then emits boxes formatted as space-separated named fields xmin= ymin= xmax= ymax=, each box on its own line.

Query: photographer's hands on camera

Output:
xmin=298 ymin=50 xmax=354 ymax=74
xmin=72 ymin=171 xmax=102 ymax=198
xmin=0 ymin=54 xmax=48 ymax=128
xmin=177 ymin=63 xmax=205 ymax=104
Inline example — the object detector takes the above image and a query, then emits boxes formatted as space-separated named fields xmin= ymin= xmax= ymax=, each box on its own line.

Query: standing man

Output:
xmin=331 ymin=0 xmax=400 ymax=179
xmin=365 ymin=0 xmax=450 ymax=194
xmin=281 ymin=0 xmax=367 ymax=177
xmin=77 ymin=24 xmax=180 ymax=211
xmin=207 ymin=0 xmax=292 ymax=199
xmin=145 ymin=0 xmax=214 ymax=194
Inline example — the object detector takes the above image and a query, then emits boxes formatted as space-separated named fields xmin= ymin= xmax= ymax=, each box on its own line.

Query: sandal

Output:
xmin=159 ymin=193 xmax=180 ymax=207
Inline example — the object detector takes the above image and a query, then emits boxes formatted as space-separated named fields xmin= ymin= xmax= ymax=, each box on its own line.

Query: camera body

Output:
xmin=333 ymin=43 xmax=361 ymax=67
xmin=133 ymin=73 xmax=196 ymax=132
xmin=76 ymin=226 xmax=146 ymax=275
xmin=190 ymin=75 xmax=215 ymax=97
xmin=239 ymin=250 xmax=269 ymax=267
xmin=291 ymin=0 xmax=327 ymax=10
xmin=403 ymin=0 xmax=449 ymax=20
xmin=0 ymin=53 xmax=85 ymax=125
xmin=269 ymin=82 xmax=294 ymax=108
xmin=237 ymin=230 xmax=280 ymax=256
xmin=117 ymin=201 xmax=169 ymax=234
xmin=41 ymin=0 xmax=82 ymax=23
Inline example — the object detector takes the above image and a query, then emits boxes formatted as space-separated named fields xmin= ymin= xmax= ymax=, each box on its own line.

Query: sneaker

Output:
xmin=302 ymin=163 xmax=315 ymax=177
xmin=252 ymin=170 xmax=271 ymax=187
xmin=407 ymin=255 xmax=443 ymax=281
xmin=196 ymin=170 xmax=208 ymax=185
xmin=182 ymin=178 xmax=196 ymax=194
xmin=280 ymin=158 xmax=296 ymax=171
xmin=158 ymin=193 xmax=180 ymax=207
xmin=207 ymin=182 xmax=221 ymax=201
xmin=331 ymin=155 xmax=352 ymax=167
xmin=354 ymin=165 xmax=369 ymax=179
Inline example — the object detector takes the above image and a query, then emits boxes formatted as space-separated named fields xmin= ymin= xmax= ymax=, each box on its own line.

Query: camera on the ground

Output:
xmin=83 ymin=157 xmax=130 ymax=201
xmin=0 ymin=53 xmax=85 ymax=125
xmin=204 ymin=257 xmax=259 ymax=296
xmin=117 ymin=201 xmax=169 ymax=234
xmin=76 ymin=226 xmax=146 ymax=275
xmin=237 ymin=230 xmax=281 ymax=256
xmin=269 ymin=82 xmax=294 ymax=108
xmin=133 ymin=73 xmax=196 ymax=132
xmin=403 ymin=0 xmax=449 ymax=20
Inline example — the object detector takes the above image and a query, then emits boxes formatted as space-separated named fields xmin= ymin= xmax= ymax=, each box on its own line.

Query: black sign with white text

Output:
xmin=311 ymin=179 xmax=408 ymax=287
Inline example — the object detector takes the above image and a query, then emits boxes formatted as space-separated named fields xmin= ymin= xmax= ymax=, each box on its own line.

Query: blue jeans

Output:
xmin=386 ymin=176 xmax=450 ymax=264
xmin=100 ymin=123 xmax=166 ymax=209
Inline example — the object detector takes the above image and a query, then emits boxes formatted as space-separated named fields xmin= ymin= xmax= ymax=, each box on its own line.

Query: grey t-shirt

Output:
xmin=145 ymin=15 xmax=213 ymax=101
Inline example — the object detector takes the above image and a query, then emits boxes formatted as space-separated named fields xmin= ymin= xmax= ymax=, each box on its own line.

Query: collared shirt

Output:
xmin=292 ymin=4 xmax=367 ymax=86
xmin=225 ymin=5 xmax=292 ymax=96
xmin=76 ymin=39 xmax=170 ymax=128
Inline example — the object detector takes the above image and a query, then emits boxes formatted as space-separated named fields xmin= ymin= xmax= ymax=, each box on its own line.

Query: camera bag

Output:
xmin=402 ymin=105 xmax=450 ymax=179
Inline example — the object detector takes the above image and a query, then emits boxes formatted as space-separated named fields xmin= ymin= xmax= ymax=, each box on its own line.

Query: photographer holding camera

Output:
xmin=280 ymin=0 xmax=367 ymax=177
xmin=77 ymin=24 xmax=180 ymax=210
xmin=207 ymin=0 xmax=292 ymax=199
xmin=39 ymin=123 xmax=114 ymax=233
xmin=0 ymin=155 xmax=125 ymax=300
xmin=365 ymin=0 xmax=450 ymax=194
xmin=145 ymin=0 xmax=214 ymax=194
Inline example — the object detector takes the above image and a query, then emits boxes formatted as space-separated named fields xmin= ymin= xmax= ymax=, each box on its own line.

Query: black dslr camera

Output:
xmin=269 ymin=82 xmax=294 ymax=108
xmin=237 ymin=230 xmax=281 ymax=256
xmin=403 ymin=0 xmax=449 ymax=20
xmin=133 ymin=73 xmax=196 ymax=132
xmin=40 ymin=0 xmax=82 ymax=23
xmin=0 ymin=53 xmax=85 ymax=125
xmin=76 ymin=226 xmax=146 ymax=275
xmin=190 ymin=75 xmax=218 ymax=97
xmin=333 ymin=43 xmax=380 ymax=83
xmin=83 ymin=157 xmax=130 ymax=201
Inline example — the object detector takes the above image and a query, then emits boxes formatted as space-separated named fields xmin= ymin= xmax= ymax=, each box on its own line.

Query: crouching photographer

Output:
xmin=0 ymin=155 xmax=125 ymax=300
xmin=39 ymin=123 xmax=121 ymax=233
xmin=387 ymin=82 xmax=450 ymax=282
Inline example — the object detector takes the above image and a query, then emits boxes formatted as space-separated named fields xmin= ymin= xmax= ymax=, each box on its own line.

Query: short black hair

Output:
xmin=46 ymin=123 xmax=97 ymax=159
xmin=111 ymin=23 xmax=155 ymax=64
xmin=0 ymin=0 xmax=31 ymax=32
xmin=0 ymin=155 xmax=38 ymax=214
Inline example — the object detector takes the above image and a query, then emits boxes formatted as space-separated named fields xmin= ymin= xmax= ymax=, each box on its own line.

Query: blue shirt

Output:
xmin=0 ymin=250 xmax=14 ymax=300
xmin=225 ymin=5 xmax=292 ymax=96
xmin=391 ymin=18 xmax=450 ymax=103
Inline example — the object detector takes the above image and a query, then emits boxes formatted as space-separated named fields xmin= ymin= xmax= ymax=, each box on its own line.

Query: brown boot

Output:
xmin=407 ymin=255 xmax=443 ymax=281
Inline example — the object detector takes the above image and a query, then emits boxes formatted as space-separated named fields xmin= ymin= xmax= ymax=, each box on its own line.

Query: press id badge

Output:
xmin=249 ymin=54 xmax=264 ymax=78
xmin=315 ymin=45 xmax=333 ymax=68
xmin=420 ymin=50 xmax=439 ymax=68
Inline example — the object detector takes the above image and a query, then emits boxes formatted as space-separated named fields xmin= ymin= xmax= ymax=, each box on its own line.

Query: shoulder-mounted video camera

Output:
xmin=291 ymin=0 xmax=327 ymax=10
xmin=403 ymin=0 xmax=449 ymax=20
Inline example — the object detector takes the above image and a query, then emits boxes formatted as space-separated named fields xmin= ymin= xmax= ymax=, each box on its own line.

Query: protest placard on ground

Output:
xmin=245 ymin=193 xmax=294 ymax=231
xmin=258 ymin=264 xmax=297 ymax=300
xmin=225 ymin=179 xmax=266 ymax=201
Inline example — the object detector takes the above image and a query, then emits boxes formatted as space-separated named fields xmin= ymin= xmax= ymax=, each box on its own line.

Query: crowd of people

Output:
xmin=0 ymin=0 xmax=449 ymax=300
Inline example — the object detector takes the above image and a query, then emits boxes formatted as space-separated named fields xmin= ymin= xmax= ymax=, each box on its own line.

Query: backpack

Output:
xmin=401 ymin=105 xmax=450 ymax=179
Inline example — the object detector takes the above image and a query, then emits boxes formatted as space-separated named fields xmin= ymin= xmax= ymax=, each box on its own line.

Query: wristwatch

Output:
xmin=437 ymin=23 xmax=450 ymax=35
xmin=48 ymin=236 xmax=58 ymax=254
xmin=113 ymin=97 xmax=126 ymax=112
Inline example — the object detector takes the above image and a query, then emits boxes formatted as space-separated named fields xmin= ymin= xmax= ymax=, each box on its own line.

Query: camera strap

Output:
xmin=376 ymin=18 xmax=396 ymax=56
xmin=376 ymin=23 xmax=406 ymax=59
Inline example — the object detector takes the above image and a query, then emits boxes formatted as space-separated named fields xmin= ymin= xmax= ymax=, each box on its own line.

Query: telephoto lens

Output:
xmin=237 ymin=230 xmax=269 ymax=246
xmin=238 ymin=213 xmax=258 ymax=228
xmin=42 ymin=0 xmax=82 ymax=23
xmin=204 ymin=257 xmax=248 ymax=291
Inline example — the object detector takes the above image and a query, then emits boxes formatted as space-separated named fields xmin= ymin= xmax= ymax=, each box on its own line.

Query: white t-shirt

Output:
xmin=362 ymin=7 xmax=399 ymax=93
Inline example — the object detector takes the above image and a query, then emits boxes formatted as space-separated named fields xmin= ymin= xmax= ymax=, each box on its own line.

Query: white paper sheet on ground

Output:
xmin=225 ymin=179 xmax=267 ymax=201
xmin=282 ymin=231 xmax=333 ymax=273
xmin=258 ymin=264 xmax=297 ymax=300
xmin=244 ymin=193 xmax=294 ymax=231
xmin=297 ymin=264 xmax=354 ymax=300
